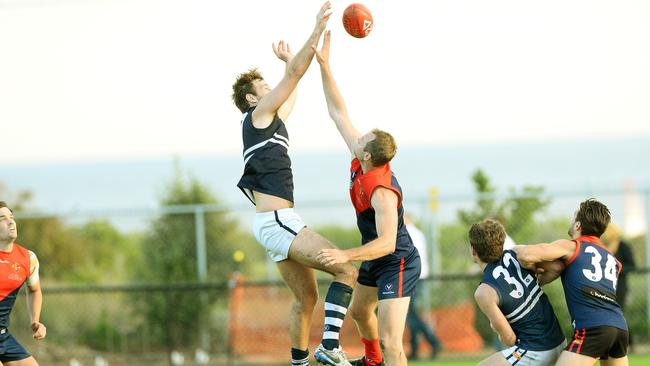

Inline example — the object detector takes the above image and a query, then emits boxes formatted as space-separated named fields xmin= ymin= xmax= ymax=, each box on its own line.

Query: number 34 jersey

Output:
xmin=562 ymin=236 xmax=628 ymax=331
xmin=482 ymin=250 xmax=565 ymax=350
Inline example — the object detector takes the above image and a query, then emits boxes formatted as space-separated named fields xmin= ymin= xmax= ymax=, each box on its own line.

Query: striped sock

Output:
xmin=321 ymin=281 xmax=353 ymax=350
xmin=291 ymin=348 xmax=309 ymax=366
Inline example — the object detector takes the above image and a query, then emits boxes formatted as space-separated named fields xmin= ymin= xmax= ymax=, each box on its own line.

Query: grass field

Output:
xmin=409 ymin=354 xmax=650 ymax=365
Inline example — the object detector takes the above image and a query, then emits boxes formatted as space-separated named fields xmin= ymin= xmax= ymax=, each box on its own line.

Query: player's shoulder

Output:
xmin=474 ymin=282 xmax=498 ymax=304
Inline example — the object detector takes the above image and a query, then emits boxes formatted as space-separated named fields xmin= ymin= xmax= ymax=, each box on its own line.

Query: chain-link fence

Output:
xmin=9 ymin=188 xmax=650 ymax=365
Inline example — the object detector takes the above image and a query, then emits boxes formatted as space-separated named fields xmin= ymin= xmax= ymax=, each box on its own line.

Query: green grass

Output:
xmin=410 ymin=354 xmax=650 ymax=366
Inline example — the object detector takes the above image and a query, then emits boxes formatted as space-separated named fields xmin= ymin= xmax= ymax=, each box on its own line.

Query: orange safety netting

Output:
xmin=229 ymin=279 xmax=483 ymax=362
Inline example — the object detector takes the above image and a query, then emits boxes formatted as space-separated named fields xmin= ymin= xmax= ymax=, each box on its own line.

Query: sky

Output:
xmin=1 ymin=0 xmax=650 ymax=163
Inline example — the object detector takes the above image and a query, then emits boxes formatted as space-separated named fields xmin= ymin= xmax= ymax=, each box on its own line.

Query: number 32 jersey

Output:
xmin=562 ymin=236 xmax=628 ymax=331
xmin=482 ymin=250 xmax=565 ymax=350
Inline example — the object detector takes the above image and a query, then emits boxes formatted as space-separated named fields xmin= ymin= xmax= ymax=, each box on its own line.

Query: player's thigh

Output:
xmin=600 ymin=356 xmax=629 ymax=366
xmin=376 ymin=297 xmax=410 ymax=342
xmin=277 ymin=259 xmax=318 ymax=304
xmin=4 ymin=357 xmax=38 ymax=366
xmin=554 ymin=351 xmax=597 ymax=366
xmin=477 ymin=352 xmax=511 ymax=366
xmin=288 ymin=227 xmax=351 ymax=274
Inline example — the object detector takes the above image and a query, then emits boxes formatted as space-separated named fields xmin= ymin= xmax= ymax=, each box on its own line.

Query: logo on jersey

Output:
xmin=8 ymin=262 xmax=23 ymax=281
xmin=385 ymin=283 xmax=393 ymax=291
xmin=350 ymin=171 xmax=358 ymax=189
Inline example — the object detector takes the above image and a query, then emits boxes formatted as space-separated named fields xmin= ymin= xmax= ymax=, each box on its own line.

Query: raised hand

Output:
xmin=314 ymin=1 xmax=332 ymax=34
xmin=272 ymin=40 xmax=293 ymax=63
xmin=313 ymin=30 xmax=331 ymax=66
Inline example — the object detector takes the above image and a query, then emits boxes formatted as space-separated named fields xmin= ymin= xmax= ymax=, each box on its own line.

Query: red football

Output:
xmin=342 ymin=3 xmax=373 ymax=38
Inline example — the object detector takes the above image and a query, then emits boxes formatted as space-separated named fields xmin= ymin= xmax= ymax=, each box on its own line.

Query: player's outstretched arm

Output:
xmin=513 ymin=240 xmax=575 ymax=266
xmin=475 ymin=284 xmax=516 ymax=347
xmin=252 ymin=1 xmax=332 ymax=128
xmin=314 ymin=30 xmax=361 ymax=154
xmin=272 ymin=40 xmax=297 ymax=122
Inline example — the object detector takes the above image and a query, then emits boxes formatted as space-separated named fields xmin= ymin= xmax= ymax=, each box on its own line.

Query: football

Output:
xmin=342 ymin=3 xmax=373 ymax=38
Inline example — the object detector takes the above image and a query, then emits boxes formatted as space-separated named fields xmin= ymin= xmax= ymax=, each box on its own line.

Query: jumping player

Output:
xmin=0 ymin=202 xmax=46 ymax=366
xmin=232 ymin=3 xmax=357 ymax=366
xmin=469 ymin=219 xmax=566 ymax=366
xmin=313 ymin=30 xmax=421 ymax=366
xmin=514 ymin=199 xmax=629 ymax=366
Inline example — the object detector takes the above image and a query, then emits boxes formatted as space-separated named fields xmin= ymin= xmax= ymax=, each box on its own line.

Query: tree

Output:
xmin=457 ymin=169 xmax=550 ymax=242
xmin=133 ymin=166 xmax=259 ymax=349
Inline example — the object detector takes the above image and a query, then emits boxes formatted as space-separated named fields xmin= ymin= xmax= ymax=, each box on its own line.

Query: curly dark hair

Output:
xmin=469 ymin=219 xmax=505 ymax=263
xmin=576 ymin=198 xmax=610 ymax=237
xmin=231 ymin=68 xmax=264 ymax=113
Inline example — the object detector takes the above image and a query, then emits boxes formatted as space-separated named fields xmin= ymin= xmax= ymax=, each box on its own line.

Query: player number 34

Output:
xmin=582 ymin=246 xmax=618 ymax=290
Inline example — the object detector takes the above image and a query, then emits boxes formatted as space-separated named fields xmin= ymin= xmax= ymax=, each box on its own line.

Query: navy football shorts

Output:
xmin=358 ymin=248 xmax=421 ymax=300
xmin=566 ymin=326 xmax=628 ymax=359
xmin=0 ymin=330 xmax=31 ymax=363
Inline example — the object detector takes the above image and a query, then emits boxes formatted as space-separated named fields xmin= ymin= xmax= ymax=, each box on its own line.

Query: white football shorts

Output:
xmin=500 ymin=340 xmax=566 ymax=366
xmin=253 ymin=208 xmax=306 ymax=262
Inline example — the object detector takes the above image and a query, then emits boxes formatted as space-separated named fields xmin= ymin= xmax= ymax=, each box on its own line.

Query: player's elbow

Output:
xmin=383 ymin=240 xmax=396 ymax=256
xmin=500 ymin=332 xmax=516 ymax=347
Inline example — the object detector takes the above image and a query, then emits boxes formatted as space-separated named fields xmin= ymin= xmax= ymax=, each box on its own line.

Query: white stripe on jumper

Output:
xmin=273 ymin=133 xmax=289 ymax=144
xmin=506 ymin=284 xmax=540 ymax=319
xmin=243 ymin=137 xmax=289 ymax=160
xmin=509 ymin=290 xmax=544 ymax=323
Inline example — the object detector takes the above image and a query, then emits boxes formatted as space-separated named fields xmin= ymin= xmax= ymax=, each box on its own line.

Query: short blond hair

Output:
xmin=365 ymin=129 xmax=397 ymax=166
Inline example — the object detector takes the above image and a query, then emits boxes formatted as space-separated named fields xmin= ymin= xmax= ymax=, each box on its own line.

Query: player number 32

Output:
xmin=582 ymin=246 xmax=618 ymax=290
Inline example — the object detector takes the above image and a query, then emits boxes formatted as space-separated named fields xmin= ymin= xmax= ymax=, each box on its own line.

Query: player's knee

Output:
xmin=295 ymin=289 xmax=319 ymax=312
xmin=349 ymin=304 xmax=372 ymax=323
xmin=378 ymin=335 xmax=402 ymax=356
xmin=333 ymin=262 xmax=358 ymax=284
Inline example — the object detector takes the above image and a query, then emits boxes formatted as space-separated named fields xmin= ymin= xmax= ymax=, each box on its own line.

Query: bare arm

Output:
xmin=314 ymin=30 xmax=361 ymax=154
xmin=513 ymin=239 xmax=576 ymax=267
xmin=316 ymin=187 xmax=398 ymax=265
xmin=27 ymin=282 xmax=46 ymax=340
xmin=535 ymin=259 xmax=565 ymax=286
xmin=475 ymin=284 xmax=517 ymax=347
xmin=274 ymin=41 xmax=298 ymax=122
xmin=252 ymin=1 xmax=332 ymax=128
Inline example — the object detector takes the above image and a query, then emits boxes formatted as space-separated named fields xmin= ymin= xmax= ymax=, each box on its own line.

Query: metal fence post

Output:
xmin=645 ymin=190 xmax=650 ymax=337
xmin=195 ymin=206 xmax=208 ymax=282
xmin=194 ymin=207 xmax=210 ymax=351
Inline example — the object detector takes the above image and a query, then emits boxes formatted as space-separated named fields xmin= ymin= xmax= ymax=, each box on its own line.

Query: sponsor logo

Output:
xmin=385 ymin=283 xmax=393 ymax=291
xmin=589 ymin=290 xmax=616 ymax=303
